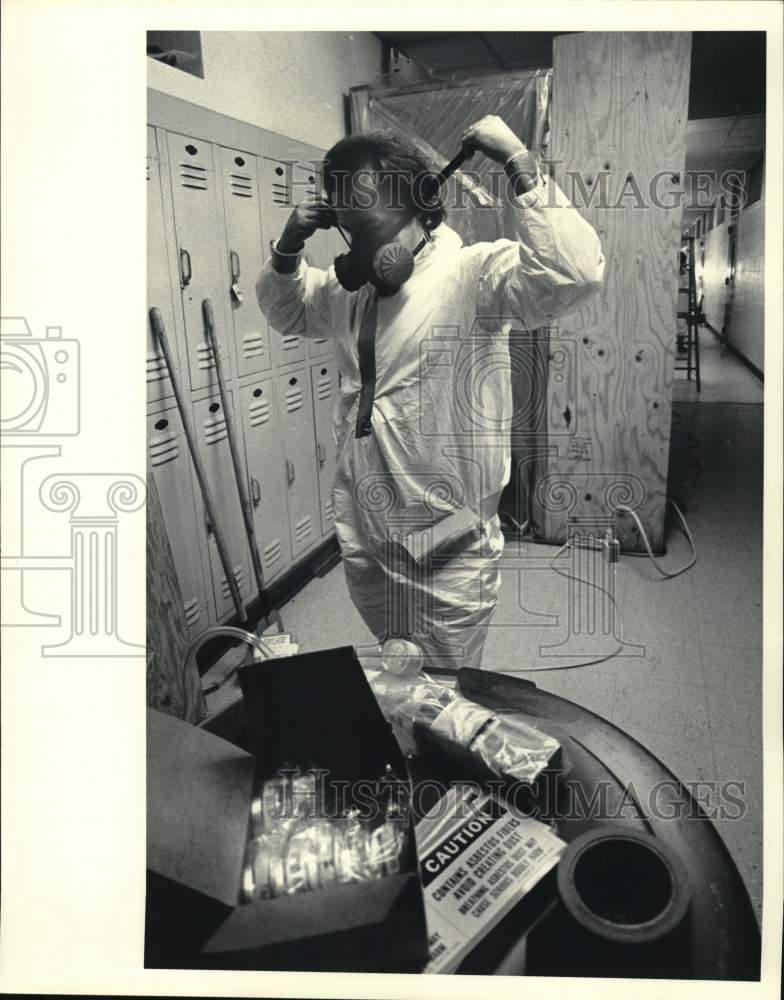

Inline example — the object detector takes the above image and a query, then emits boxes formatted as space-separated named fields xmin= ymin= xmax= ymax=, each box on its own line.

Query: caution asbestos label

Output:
xmin=416 ymin=786 xmax=565 ymax=974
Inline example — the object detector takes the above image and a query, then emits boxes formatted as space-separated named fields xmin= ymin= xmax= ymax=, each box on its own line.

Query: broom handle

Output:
xmin=149 ymin=306 xmax=245 ymax=623
xmin=202 ymin=298 xmax=267 ymax=600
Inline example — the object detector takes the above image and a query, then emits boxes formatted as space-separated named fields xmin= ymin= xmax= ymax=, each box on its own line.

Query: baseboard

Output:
xmin=198 ymin=535 xmax=341 ymax=672
xmin=704 ymin=323 xmax=764 ymax=384
xmin=249 ymin=534 xmax=341 ymax=622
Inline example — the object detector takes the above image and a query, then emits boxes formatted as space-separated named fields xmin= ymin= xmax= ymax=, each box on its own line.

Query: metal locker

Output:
xmin=293 ymin=162 xmax=336 ymax=361
xmin=276 ymin=368 xmax=321 ymax=558
xmin=307 ymin=222 xmax=343 ymax=361
xmin=147 ymin=402 xmax=211 ymax=637
xmin=237 ymin=377 xmax=292 ymax=583
xmin=218 ymin=146 xmax=272 ymax=378
xmin=146 ymin=127 xmax=181 ymax=403
xmin=260 ymin=156 xmax=307 ymax=368
xmin=310 ymin=361 xmax=339 ymax=537
xmin=165 ymin=131 xmax=233 ymax=391
xmin=191 ymin=389 xmax=252 ymax=620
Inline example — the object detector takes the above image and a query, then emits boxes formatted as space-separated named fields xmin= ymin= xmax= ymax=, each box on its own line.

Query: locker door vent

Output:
xmin=248 ymin=395 xmax=271 ymax=426
xmin=147 ymin=349 xmax=169 ymax=384
xmin=281 ymin=334 xmax=300 ymax=353
xmin=271 ymin=168 xmax=291 ymax=206
xmin=294 ymin=516 xmax=313 ymax=544
xmin=196 ymin=341 xmax=217 ymax=371
xmin=229 ymin=172 xmax=254 ymax=199
xmin=149 ymin=429 xmax=180 ymax=466
xmin=313 ymin=338 xmax=328 ymax=345
xmin=177 ymin=162 xmax=209 ymax=191
xmin=263 ymin=539 xmax=282 ymax=569
xmin=243 ymin=331 xmax=266 ymax=360
xmin=220 ymin=564 xmax=245 ymax=599
xmin=316 ymin=371 xmax=333 ymax=399
xmin=204 ymin=410 xmax=228 ymax=445
xmin=323 ymin=499 xmax=334 ymax=525
xmin=285 ymin=383 xmax=304 ymax=412
xmin=183 ymin=597 xmax=201 ymax=627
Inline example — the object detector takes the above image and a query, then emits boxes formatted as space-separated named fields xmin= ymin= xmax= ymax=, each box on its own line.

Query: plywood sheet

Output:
xmin=539 ymin=32 xmax=691 ymax=551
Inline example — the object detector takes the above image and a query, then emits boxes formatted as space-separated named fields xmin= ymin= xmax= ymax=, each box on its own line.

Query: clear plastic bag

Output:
xmin=363 ymin=663 xmax=560 ymax=784
xmin=242 ymin=770 xmax=408 ymax=903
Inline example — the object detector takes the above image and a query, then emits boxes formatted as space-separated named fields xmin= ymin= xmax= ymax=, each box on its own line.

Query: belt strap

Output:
xmin=355 ymin=292 xmax=379 ymax=438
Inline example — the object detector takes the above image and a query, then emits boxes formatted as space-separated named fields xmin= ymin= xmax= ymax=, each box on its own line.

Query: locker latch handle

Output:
xmin=230 ymin=249 xmax=241 ymax=283
xmin=286 ymin=459 xmax=295 ymax=486
xmin=317 ymin=442 xmax=326 ymax=466
xmin=251 ymin=477 xmax=261 ymax=508
xmin=229 ymin=249 xmax=243 ymax=303
xmin=179 ymin=247 xmax=192 ymax=288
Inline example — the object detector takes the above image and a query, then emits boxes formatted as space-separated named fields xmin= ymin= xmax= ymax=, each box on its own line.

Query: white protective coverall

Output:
xmin=257 ymin=173 xmax=605 ymax=671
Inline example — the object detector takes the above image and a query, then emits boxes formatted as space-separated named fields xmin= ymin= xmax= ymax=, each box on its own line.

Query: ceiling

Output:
xmin=682 ymin=114 xmax=765 ymax=225
xmin=685 ymin=114 xmax=765 ymax=174
xmin=374 ymin=31 xmax=766 ymax=120
xmin=374 ymin=30 xmax=766 ymax=218
xmin=374 ymin=31 xmax=569 ymax=77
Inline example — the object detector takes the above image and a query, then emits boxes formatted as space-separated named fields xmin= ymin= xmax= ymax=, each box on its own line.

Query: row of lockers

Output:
xmin=147 ymin=125 xmax=339 ymax=403
xmin=147 ymin=363 xmax=339 ymax=633
xmin=146 ymin=122 xmax=342 ymax=636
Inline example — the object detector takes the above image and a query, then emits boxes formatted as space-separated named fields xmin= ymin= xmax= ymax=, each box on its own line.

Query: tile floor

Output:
xmin=275 ymin=338 xmax=764 ymax=927
xmin=672 ymin=327 xmax=763 ymax=404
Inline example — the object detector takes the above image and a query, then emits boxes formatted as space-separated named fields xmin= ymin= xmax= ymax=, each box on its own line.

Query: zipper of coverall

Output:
xmin=354 ymin=287 xmax=380 ymax=439
xmin=353 ymin=228 xmax=433 ymax=439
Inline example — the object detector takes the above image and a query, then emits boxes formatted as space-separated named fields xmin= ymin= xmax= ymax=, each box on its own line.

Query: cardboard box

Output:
xmin=146 ymin=645 xmax=429 ymax=973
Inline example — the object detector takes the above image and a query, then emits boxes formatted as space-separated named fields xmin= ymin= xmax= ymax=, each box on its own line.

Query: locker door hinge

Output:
xmin=286 ymin=459 xmax=296 ymax=486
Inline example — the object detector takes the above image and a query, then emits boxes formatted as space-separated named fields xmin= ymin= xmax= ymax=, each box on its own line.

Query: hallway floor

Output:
xmin=276 ymin=348 xmax=764 ymax=927
xmin=672 ymin=326 xmax=763 ymax=404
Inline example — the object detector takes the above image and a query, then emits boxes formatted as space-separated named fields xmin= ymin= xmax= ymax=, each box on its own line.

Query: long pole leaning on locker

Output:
xmin=149 ymin=306 xmax=246 ymax=624
xmin=201 ymin=298 xmax=269 ymax=604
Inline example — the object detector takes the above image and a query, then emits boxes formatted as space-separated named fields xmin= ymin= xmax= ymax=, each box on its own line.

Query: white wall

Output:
xmin=727 ymin=198 xmax=765 ymax=374
xmin=700 ymin=219 xmax=731 ymax=332
xmin=147 ymin=31 xmax=382 ymax=150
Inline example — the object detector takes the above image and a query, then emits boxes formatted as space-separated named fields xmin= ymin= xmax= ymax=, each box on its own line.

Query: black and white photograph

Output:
xmin=143 ymin=26 xmax=769 ymax=979
xmin=1 ymin=6 xmax=782 ymax=1000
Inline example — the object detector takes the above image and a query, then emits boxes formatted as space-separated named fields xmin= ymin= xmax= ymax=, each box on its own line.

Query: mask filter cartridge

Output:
xmin=372 ymin=242 xmax=415 ymax=289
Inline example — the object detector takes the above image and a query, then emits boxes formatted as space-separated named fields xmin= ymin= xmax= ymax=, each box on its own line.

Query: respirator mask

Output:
xmin=325 ymin=148 xmax=472 ymax=297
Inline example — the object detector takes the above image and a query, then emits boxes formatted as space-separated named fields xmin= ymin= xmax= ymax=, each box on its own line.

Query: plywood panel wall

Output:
xmin=536 ymin=32 xmax=691 ymax=552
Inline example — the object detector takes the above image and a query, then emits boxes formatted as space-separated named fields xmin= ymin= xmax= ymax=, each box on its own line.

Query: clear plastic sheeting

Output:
xmin=351 ymin=71 xmax=554 ymax=528
xmin=363 ymin=663 xmax=561 ymax=785
xmin=353 ymin=70 xmax=552 ymax=247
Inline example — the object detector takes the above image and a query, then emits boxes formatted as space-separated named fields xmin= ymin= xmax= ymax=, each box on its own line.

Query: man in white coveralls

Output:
xmin=257 ymin=115 xmax=605 ymax=671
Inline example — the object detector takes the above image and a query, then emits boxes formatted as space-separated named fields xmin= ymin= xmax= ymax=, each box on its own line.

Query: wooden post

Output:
xmin=349 ymin=85 xmax=372 ymax=133
xmin=146 ymin=469 xmax=206 ymax=723
xmin=536 ymin=32 xmax=691 ymax=552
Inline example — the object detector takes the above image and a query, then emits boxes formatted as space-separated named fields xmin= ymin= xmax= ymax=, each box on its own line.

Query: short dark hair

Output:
xmin=323 ymin=130 xmax=446 ymax=230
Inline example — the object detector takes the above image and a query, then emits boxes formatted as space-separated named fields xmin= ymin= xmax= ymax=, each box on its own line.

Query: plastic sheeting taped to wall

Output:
xmin=351 ymin=70 xmax=552 ymax=246
xmin=349 ymin=71 xmax=553 ymax=531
